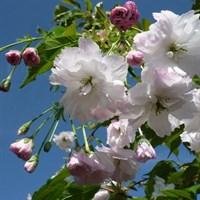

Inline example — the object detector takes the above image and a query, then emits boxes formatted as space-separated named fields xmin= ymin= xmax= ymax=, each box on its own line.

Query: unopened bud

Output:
xmin=10 ymin=138 xmax=34 ymax=161
xmin=0 ymin=78 xmax=11 ymax=92
xmin=22 ymin=47 xmax=40 ymax=67
xmin=126 ymin=50 xmax=144 ymax=67
xmin=17 ymin=121 xmax=32 ymax=136
xmin=136 ymin=139 xmax=156 ymax=163
xmin=110 ymin=7 xmax=128 ymax=31
xmin=43 ymin=141 xmax=52 ymax=152
xmin=110 ymin=1 xmax=139 ymax=31
xmin=5 ymin=50 xmax=22 ymax=66
xmin=24 ymin=154 xmax=39 ymax=173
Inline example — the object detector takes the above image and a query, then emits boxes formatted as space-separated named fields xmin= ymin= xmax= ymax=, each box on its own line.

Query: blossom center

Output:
xmin=152 ymin=98 xmax=168 ymax=115
xmin=79 ymin=76 xmax=93 ymax=96
xmin=166 ymin=42 xmax=187 ymax=62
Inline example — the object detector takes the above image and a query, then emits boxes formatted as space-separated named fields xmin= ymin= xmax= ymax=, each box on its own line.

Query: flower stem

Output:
xmin=132 ymin=26 xmax=143 ymax=33
xmin=107 ymin=32 xmax=121 ymax=55
xmin=138 ymin=127 xmax=143 ymax=136
xmin=37 ymin=120 xmax=58 ymax=155
xmin=31 ymin=112 xmax=54 ymax=139
xmin=128 ymin=67 xmax=141 ymax=82
xmin=32 ymin=105 xmax=55 ymax=123
xmin=49 ymin=120 xmax=60 ymax=143
xmin=0 ymin=37 xmax=43 ymax=52
xmin=82 ymin=124 xmax=90 ymax=153
xmin=70 ymin=120 xmax=80 ymax=147
xmin=7 ymin=66 xmax=17 ymax=80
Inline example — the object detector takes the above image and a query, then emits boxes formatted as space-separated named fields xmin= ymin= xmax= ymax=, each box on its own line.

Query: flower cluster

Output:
xmin=132 ymin=9 xmax=200 ymax=151
xmin=10 ymin=138 xmax=38 ymax=173
xmin=110 ymin=1 xmax=140 ymax=31
xmin=50 ymin=37 xmax=128 ymax=122
xmin=1 ymin=47 xmax=40 ymax=92
xmin=6 ymin=47 xmax=40 ymax=67
xmin=48 ymin=6 xmax=200 ymax=187
xmin=5 ymin=0 xmax=200 ymax=199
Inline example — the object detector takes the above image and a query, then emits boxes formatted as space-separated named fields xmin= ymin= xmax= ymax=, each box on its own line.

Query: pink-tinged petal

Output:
xmin=136 ymin=139 xmax=156 ymax=163
xmin=78 ymin=37 xmax=102 ymax=59
xmin=50 ymin=37 xmax=127 ymax=122
xmin=148 ymin=110 xmax=172 ymax=137
xmin=67 ymin=149 xmax=115 ymax=185
xmin=103 ymin=54 xmax=128 ymax=81
xmin=180 ymin=131 xmax=200 ymax=153
xmin=10 ymin=138 xmax=34 ymax=161
xmin=24 ymin=155 xmax=39 ymax=173
xmin=126 ymin=50 xmax=144 ymax=67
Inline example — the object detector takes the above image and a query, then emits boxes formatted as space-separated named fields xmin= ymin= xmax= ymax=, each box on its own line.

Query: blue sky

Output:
xmin=0 ymin=0 xmax=194 ymax=199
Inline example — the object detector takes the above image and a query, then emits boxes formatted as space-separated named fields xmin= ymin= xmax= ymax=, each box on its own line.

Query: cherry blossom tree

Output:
xmin=1 ymin=0 xmax=200 ymax=199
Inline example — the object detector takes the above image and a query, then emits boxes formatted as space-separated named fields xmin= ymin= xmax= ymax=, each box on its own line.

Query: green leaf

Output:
xmin=168 ymin=160 xmax=200 ymax=189
xmin=110 ymin=193 xmax=127 ymax=200
xmin=94 ymin=2 xmax=107 ymax=19
xmin=144 ymin=160 xmax=176 ymax=198
xmin=183 ymin=166 xmax=200 ymax=185
xmin=186 ymin=184 xmax=200 ymax=194
xmin=193 ymin=74 xmax=200 ymax=86
xmin=32 ymin=167 xmax=100 ymax=200
xmin=61 ymin=0 xmax=81 ymax=8
xmin=20 ymin=35 xmax=79 ymax=88
xmin=141 ymin=18 xmax=152 ymax=31
xmin=32 ymin=167 xmax=70 ymax=200
xmin=168 ymin=170 xmax=184 ymax=185
xmin=54 ymin=5 xmax=69 ymax=21
xmin=51 ymin=23 xmax=77 ymax=37
xmin=162 ymin=189 xmax=194 ymax=200
xmin=141 ymin=123 xmax=165 ymax=148
xmin=192 ymin=0 xmax=200 ymax=14
xmin=60 ymin=183 xmax=100 ymax=200
xmin=164 ymin=125 xmax=183 ymax=157
xmin=85 ymin=0 xmax=92 ymax=11
xmin=152 ymin=197 xmax=169 ymax=200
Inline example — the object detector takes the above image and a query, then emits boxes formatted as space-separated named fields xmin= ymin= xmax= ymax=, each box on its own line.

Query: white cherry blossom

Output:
xmin=121 ymin=67 xmax=196 ymax=137
xmin=50 ymin=38 xmax=128 ymax=122
xmin=134 ymin=10 xmax=200 ymax=76
xmin=53 ymin=131 xmax=74 ymax=152
xmin=106 ymin=119 xmax=136 ymax=148
xmin=92 ymin=190 xmax=109 ymax=200
xmin=181 ymin=89 xmax=200 ymax=133
xmin=180 ymin=131 xmax=200 ymax=153
xmin=180 ymin=89 xmax=200 ymax=153
xmin=96 ymin=146 xmax=139 ymax=182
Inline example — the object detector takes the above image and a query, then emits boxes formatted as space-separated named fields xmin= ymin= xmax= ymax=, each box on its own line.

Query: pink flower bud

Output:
xmin=22 ymin=47 xmax=40 ymax=66
xmin=67 ymin=149 xmax=115 ymax=185
xmin=110 ymin=1 xmax=140 ymax=31
xmin=124 ymin=1 xmax=140 ymax=27
xmin=136 ymin=139 xmax=156 ymax=163
xmin=24 ymin=154 xmax=39 ymax=173
xmin=10 ymin=138 xmax=34 ymax=161
xmin=126 ymin=50 xmax=144 ymax=66
xmin=110 ymin=7 xmax=128 ymax=31
xmin=5 ymin=50 xmax=22 ymax=66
